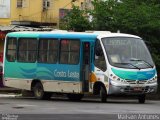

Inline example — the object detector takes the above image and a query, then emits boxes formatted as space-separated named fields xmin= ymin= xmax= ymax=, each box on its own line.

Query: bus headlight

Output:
xmin=110 ymin=74 xmax=118 ymax=80
xmin=148 ymin=76 xmax=157 ymax=84
xmin=110 ymin=74 xmax=126 ymax=83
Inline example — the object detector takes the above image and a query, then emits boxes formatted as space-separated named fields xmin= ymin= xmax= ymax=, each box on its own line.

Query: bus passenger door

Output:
xmin=82 ymin=42 xmax=91 ymax=92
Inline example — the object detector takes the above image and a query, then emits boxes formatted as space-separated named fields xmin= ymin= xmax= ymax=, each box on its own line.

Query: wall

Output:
xmin=0 ymin=0 xmax=84 ymax=27
xmin=11 ymin=0 xmax=43 ymax=23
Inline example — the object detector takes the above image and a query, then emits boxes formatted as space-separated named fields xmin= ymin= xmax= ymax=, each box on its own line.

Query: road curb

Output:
xmin=0 ymin=93 xmax=22 ymax=98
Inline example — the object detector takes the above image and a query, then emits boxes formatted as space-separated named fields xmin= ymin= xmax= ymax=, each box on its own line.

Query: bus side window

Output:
xmin=94 ymin=40 xmax=107 ymax=71
xmin=18 ymin=38 xmax=37 ymax=62
xmin=60 ymin=39 xmax=80 ymax=64
xmin=6 ymin=37 xmax=17 ymax=62
xmin=38 ymin=39 xmax=58 ymax=63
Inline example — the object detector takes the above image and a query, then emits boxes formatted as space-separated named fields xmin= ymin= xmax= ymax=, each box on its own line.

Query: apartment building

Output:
xmin=0 ymin=0 xmax=94 ymax=52
xmin=0 ymin=0 xmax=88 ymax=26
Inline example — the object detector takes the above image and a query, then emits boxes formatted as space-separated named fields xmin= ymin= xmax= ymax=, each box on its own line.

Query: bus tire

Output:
xmin=138 ymin=94 xmax=146 ymax=104
xmin=33 ymin=82 xmax=52 ymax=100
xmin=67 ymin=94 xmax=84 ymax=101
xmin=100 ymin=86 xmax=107 ymax=103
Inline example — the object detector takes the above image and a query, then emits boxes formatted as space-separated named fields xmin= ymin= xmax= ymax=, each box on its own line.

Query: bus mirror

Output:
xmin=95 ymin=48 xmax=103 ymax=56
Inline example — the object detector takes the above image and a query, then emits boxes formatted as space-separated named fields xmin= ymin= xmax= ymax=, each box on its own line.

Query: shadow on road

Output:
xmin=3 ymin=95 xmax=155 ymax=105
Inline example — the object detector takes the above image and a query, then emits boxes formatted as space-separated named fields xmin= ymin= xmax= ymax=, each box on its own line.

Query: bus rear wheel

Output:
xmin=67 ymin=94 xmax=84 ymax=101
xmin=100 ymin=86 xmax=107 ymax=103
xmin=33 ymin=82 xmax=52 ymax=100
xmin=138 ymin=94 xmax=146 ymax=104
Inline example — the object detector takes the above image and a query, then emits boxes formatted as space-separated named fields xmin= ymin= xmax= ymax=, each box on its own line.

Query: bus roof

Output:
xmin=6 ymin=31 xmax=141 ymax=39
xmin=96 ymin=33 xmax=141 ymax=39
xmin=6 ymin=31 xmax=97 ymax=39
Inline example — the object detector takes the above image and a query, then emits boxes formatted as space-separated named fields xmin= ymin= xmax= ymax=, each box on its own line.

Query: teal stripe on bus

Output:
xmin=39 ymin=33 xmax=97 ymax=40
xmin=7 ymin=32 xmax=39 ymax=38
xmin=7 ymin=32 xmax=98 ymax=40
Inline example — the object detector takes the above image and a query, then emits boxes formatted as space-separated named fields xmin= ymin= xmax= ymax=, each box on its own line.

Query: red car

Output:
xmin=0 ymin=52 xmax=3 ymax=63
xmin=0 ymin=62 xmax=3 ymax=87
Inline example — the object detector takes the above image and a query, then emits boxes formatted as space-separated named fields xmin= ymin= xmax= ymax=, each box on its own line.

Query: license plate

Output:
xmin=133 ymin=87 xmax=142 ymax=91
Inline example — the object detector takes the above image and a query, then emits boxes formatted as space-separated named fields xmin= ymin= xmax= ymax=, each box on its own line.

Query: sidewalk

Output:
xmin=0 ymin=87 xmax=21 ymax=94
xmin=0 ymin=87 xmax=24 ymax=98
xmin=0 ymin=87 xmax=34 ymax=98
xmin=0 ymin=94 xmax=19 ymax=98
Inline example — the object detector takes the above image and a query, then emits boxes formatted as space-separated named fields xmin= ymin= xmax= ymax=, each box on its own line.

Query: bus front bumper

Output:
xmin=108 ymin=82 xmax=157 ymax=95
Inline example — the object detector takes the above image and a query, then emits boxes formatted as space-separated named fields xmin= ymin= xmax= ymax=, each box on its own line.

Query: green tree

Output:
xmin=103 ymin=0 xmax=160 ymax=92
xmin=59 ymin=5 xmax=91 ymax=32
xmin=114 ymin=0 xmax=160 ymax=69
xmin=90 ymin=0 xmax=117 ymax=31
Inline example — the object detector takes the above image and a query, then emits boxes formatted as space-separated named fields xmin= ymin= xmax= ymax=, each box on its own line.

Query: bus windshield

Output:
xmin=102 ymin=37 xmax=154 ymax=69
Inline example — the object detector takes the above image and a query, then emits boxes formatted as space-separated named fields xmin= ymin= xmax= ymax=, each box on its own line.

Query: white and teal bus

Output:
xmin=3 ymin=31 xmax=157 ymax=103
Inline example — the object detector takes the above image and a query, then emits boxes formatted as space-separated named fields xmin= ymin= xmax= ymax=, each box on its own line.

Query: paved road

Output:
xmin=0 ymin=96 xmax=160 ymax=120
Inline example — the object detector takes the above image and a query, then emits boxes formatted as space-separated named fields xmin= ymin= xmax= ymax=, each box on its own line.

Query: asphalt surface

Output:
xmin=0 ymin=94 xmax=160 ymax=120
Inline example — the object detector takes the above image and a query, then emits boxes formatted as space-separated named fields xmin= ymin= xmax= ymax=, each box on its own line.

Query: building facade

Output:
xmin=0 ymin=0 xmax=89 ymax=27
xmin=0 ymin=0 xmax=93 ymax=53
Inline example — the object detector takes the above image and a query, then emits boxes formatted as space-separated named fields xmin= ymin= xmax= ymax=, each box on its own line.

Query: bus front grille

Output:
xmin=125 ymin=80 xmax=148 ymax=84
xmin=123 ymin=87 xmax=149 ymax=93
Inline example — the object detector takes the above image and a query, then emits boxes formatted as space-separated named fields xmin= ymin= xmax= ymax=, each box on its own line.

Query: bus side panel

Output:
xmin=42 ymin=81 xmax=81 ymax=93
xmin=36 ymin=63 xmax=82 ymax=93
xmin=4 ymin=62 xmax=82 ymax=93
xmin=4 ymin=62 xmax=35 ymax=90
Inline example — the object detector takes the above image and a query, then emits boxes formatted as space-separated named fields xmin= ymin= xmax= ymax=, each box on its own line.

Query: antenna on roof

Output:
xmin=51 ymin=29 xmax=68 ymax=33
xmin=117 ymin=30 xmax=120 ymax=33
xmin=85 ymin=31 xmax=111 ymax=34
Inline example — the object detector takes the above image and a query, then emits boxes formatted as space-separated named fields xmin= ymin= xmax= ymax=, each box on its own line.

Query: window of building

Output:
xmin=43 ymin=0 xmax=52 ymax=10
xmin=6 ymin=37 xmax=17 ymax=62
xmin=60 ymin=39 xmax=80 ymax=64
xmin=17 ymin=0 xmax=23 ymax=8
xmin=17 ymin=0 xmax=27 ymax=8
xmin=38 ymin=39 xmax=58 ymax=63
xmin=18 ymin=38 xmax=37 ymax=62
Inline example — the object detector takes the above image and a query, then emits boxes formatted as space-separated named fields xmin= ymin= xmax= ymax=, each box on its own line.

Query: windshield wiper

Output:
xmin=130 ymin=58 xmax=153 ymax=68
xmin=126 ymin=63 xmax=141 ymax=70
xmin=114 ymin=62 xmax=141 ymax=70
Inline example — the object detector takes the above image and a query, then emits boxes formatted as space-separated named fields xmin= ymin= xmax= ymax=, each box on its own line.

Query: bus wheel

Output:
xmin=33 ymin=82 xmax=52 ymax=100
xmin=67 ymin=94 xmax=84 ymax=101
xmin=138 ymin=94 xmax=146 ymax=104
xmin=100 ymin=86 xmax=107 ymax=103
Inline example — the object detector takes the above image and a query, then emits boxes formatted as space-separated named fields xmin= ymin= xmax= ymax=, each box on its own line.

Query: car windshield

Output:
xmin=102 ymin=37 xmax=154 ymax=69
